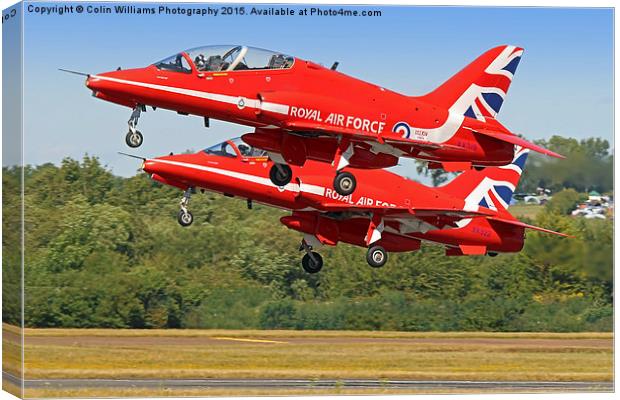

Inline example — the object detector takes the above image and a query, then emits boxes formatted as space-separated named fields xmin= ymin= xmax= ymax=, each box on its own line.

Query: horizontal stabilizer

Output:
xmin=472 ymin=128 xmax=565 ymax=159
xmin=489 ymin=217 xmax=571 ymax=237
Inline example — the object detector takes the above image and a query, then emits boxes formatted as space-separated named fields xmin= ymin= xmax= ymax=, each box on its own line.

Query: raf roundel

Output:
xmin=392 ymin=121 xmax=411 ymax=139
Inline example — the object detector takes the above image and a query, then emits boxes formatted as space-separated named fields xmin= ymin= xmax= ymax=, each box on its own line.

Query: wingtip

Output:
xmin=543 ymin=148 xmax=566 ymax=159
xmin=550 ymin=231 xmax=573 ymax=239
xmin=553 ymin=151 xmax=566 ymax=159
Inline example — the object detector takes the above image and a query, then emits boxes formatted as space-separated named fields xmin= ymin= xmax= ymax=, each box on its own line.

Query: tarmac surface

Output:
xmin=3 ymin=372 xmax=613 ymax=392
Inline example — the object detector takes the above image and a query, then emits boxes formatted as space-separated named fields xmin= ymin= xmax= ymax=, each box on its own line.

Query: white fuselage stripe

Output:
xmin=148 ymin=159 xmax=327 ymax=196
xmin=91 ymin=75 xmax=290 ymax=115
xmin=149 ymin=158 xmax=298 ymax=192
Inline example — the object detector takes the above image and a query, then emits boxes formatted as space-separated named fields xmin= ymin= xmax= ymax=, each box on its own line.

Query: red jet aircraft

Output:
xmin=82 ymin=44 xmax=563 ymax=197
xmin=133 ymin=138 xmax=567 ymax=273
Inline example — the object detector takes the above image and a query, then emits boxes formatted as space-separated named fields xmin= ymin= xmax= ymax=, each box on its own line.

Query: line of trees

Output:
xmin=1 ymin=137 xmax=613 ymax=331
xmin=418 ymin=136 xmax=613 ymax=193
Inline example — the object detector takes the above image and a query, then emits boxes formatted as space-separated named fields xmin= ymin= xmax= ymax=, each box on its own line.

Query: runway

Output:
xmin=4 ymin=372 xmax=613 ymax=392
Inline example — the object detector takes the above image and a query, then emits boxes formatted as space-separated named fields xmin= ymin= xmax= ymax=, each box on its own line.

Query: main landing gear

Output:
xmin=177 ymin=188 xmax=194 ymax=227
xmin=366 ymin=245 xmax=388 ymax=268
xmin=332 ymin=139 xmax=357 ymax=196
xmin=333 ymin=171 xmax=357 ymax=196
xmin=125 ymin=105 xmax=145 ymax=148
xmin=296 ymin=240 xmax=389 ymax=273
xmin=299 ymin=239 xmax=323 ymax=274
xmin=269 ymin=163 xmax=293 ymax=187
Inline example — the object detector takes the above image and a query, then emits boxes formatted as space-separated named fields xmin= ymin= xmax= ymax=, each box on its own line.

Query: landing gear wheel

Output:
xmin=334 ymin=172 xmax=356 ymax=196
xmin=366 ymin=245 xmax=388 ymax=268
xmin=125 ymin=130 xmax=143 ymax=148
xmin=302 ymin=252 xmax=323 ymax=273
xmin=487 ymin=252 xmax=498 ymax=257
xmin=177 ymin=210 xmax=193 ymax=227
xmin=269 ymin=164 xmax=292 ymax=187
xmin=474 ymin=166 xmax=485 ymax=171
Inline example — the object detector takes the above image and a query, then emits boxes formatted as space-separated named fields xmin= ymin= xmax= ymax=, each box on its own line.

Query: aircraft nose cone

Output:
xmin=142 ymin=160 xmax=157 ymax=174
xmin=85 ymin=75 xmax=99 ymax=91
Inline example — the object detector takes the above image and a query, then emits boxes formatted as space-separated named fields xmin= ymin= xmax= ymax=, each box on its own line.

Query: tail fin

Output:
xmin=420 ymin=45 xmax=524 ymax=121
xmin=440 ymin=146 xmax=529 ymax=213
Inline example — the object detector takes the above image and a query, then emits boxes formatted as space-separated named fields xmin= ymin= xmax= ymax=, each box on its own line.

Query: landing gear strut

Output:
xmin=332 ymin=139 xmax=357 ymax=196
xmin=125 ymin=105 xmax=144 ymax=148
xmin=177 ymin=188 xmax=193 ymax=227
xmin=366 ymin=245 xmax=388 ymax=268
xmin=269 ymin=163 xmax=293 ymax=187
xmin=300 ymin=239 xmax=323 ymax=273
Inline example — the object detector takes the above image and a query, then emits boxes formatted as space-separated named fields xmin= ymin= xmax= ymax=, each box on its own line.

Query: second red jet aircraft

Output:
xmin=132 ymin=138 xmax=567 ymax=273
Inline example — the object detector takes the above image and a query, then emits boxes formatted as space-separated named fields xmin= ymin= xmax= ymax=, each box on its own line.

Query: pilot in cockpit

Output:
xmin=194 ymin=54 xmax=207 ymax=71
xmin=237 ymin=143 xmax=252 ymax=156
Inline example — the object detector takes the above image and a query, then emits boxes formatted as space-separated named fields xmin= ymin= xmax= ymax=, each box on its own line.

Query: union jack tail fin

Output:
xmin=420 ymin=45 xmax=524 ymax=121
xmin=440 ymin=146 xmax=529 ymax=213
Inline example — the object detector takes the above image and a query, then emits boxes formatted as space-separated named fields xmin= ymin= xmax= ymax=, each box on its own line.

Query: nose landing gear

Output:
xmin=125 ymin=105 xmax=145 ymax=148
xmin=300 ymin=239 xmax=323 ymax=273
xmin=177 ymin=188 xmax=194 ymax=227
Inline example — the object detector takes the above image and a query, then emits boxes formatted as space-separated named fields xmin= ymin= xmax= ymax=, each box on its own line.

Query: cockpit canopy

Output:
xmin=154 ymin=45 xmax=294 ymax=73
xmin=203 ymin=137 xmax=267 ymax=158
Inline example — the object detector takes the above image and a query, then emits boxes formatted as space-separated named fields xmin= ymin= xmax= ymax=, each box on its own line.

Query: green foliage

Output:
xmin=415 ymin=162 xmax=456 ymax=186
xmin=1 ymin=149 xmax=613 ymax=332
xmin=2 ymin=166 xmax=23 ymax=325
xmin=518 ymin=136 xmax=613 ymax=193
xmin=545 ymin=189 xmax=587 ymax=215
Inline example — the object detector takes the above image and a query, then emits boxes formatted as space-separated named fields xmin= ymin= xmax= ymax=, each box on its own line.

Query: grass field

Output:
xmin=3 ymin=324 xmax=613 ymax=397
xmin=508 ymin=204 xmax=544 ymax=220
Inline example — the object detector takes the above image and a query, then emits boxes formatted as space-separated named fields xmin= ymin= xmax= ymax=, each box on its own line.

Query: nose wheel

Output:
xmin=126 ymin=105 xmax=145 ymax=148
xmin=125 ymin=130 xmax=143 ymax=148
xmin=366 ymin=245 xmax=388 ymax=268
xmin=177 ymin=188 xmax=193 ymax=227
xmin=300 ymin=239 xmax=323 ymax=273
xmin=269 ymin=163 xmax=293 ymax=187
xmin=334 ymin=171 xmax=357 ymax=196
xmin=177 ymin=209 xmax=194 ymax=227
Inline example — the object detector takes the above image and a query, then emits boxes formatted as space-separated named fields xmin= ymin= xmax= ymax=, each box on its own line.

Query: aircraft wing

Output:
xmin=309 ymin=203 xmax=495 ymax=244
xmin=470 ymin=128 xmax=565 ymax=159
xmin=488 ymin=217 xmax=572 ymax=237
xmin=285 ymin=120 xmax=470 ymax=150
xmin=284 ymin=120 xmax=376 ymax=140
xmin=317 ymin=202 xmax=496 ymax=219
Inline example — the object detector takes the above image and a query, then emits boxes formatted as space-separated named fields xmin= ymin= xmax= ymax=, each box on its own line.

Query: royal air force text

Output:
xmin=290 ymin=107 xmax=386 ymax=135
